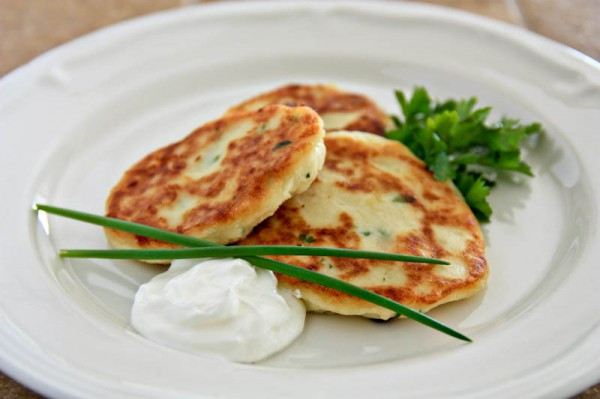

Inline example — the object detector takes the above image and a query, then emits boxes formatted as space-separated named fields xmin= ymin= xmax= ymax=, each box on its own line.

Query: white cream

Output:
xmin=131 ymin=258 xmax=306 ymax=363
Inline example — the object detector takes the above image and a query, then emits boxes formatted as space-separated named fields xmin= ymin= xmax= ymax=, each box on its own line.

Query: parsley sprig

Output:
xmin=387 ymin=87 xmax=541 ymax=221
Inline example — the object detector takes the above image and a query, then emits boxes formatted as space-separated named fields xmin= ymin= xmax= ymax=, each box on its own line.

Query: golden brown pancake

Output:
xmin=240 ymin=131 xmax=488 ymax=319
xmin=225 ymin=84 xmax=393 ymax=136
xmin=105 ymin=104 xmax=326 ymax=256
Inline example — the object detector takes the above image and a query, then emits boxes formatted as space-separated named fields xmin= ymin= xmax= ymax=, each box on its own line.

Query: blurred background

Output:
xmin=1 ymin=0 xmax=599 ymax=77
xmin=0 ymin=0 xmax=599 ymax=397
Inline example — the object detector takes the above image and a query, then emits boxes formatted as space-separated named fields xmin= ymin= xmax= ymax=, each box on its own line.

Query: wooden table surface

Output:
xmin=1 ymin=0 xmax=599 ymax=397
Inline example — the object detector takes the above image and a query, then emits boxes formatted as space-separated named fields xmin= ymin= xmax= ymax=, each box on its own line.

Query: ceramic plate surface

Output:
xmin=1 ymin=2 xmax=599 ymax=398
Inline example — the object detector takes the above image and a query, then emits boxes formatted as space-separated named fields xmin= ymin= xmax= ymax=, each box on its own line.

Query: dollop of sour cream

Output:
xmin=131 ymin=258 xmax=306 ymax=363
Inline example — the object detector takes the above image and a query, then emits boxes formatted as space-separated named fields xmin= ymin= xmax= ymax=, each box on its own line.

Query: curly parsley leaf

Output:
xmin=387 ymin=87 xmax=542 ymax=221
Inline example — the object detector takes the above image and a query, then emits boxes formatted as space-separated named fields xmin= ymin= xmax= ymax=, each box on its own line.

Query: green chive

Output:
xmin=298 ymin=233 xmax=315 ymax=244
xmin=392 ymin=195 xmax=405 ymax=203
xmin=273 ymin=140 xmax=292 ymax=150
xmin=34 ymin=204 xmax=471 ymax=342
xmin=59 ymin=246 xmax=449 ymax=264
xmin=393 ymin=194 xmax=416 ymax=203
xmin=378 ymin=228 xmax=390 ymax=237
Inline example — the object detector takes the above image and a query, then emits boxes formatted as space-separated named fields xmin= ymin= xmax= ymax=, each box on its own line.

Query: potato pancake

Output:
xmin=105 ymin=104 xmax=325 ymax=256
xmin=240 ymin=131 xmax=488 ymax=319
xmin=226 ymin=84 xmax=393 ymax=136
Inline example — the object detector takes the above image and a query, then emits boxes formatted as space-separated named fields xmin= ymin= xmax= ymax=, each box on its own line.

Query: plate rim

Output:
xmin=1 ymin=1 xmax=599 ymax=398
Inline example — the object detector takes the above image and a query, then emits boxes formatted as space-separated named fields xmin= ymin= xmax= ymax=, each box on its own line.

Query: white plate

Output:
xmin=1 ymin=2 xmax=599 ymax=398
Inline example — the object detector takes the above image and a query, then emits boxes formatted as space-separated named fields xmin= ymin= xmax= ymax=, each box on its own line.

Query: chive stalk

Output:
xmin=34 ymin=204 xmax=471 ymax=342
xmin=60 ymin=246 xmax=449 ymax=264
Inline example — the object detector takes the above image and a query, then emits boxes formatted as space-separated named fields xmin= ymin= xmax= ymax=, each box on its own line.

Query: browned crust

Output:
xmin=227 ymin=84 xmax=392 ymax=136
xmin=105 ymin=104 xmax=323 ymax=249
xmin=240 ymin=133 xmax=488 ymax=317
